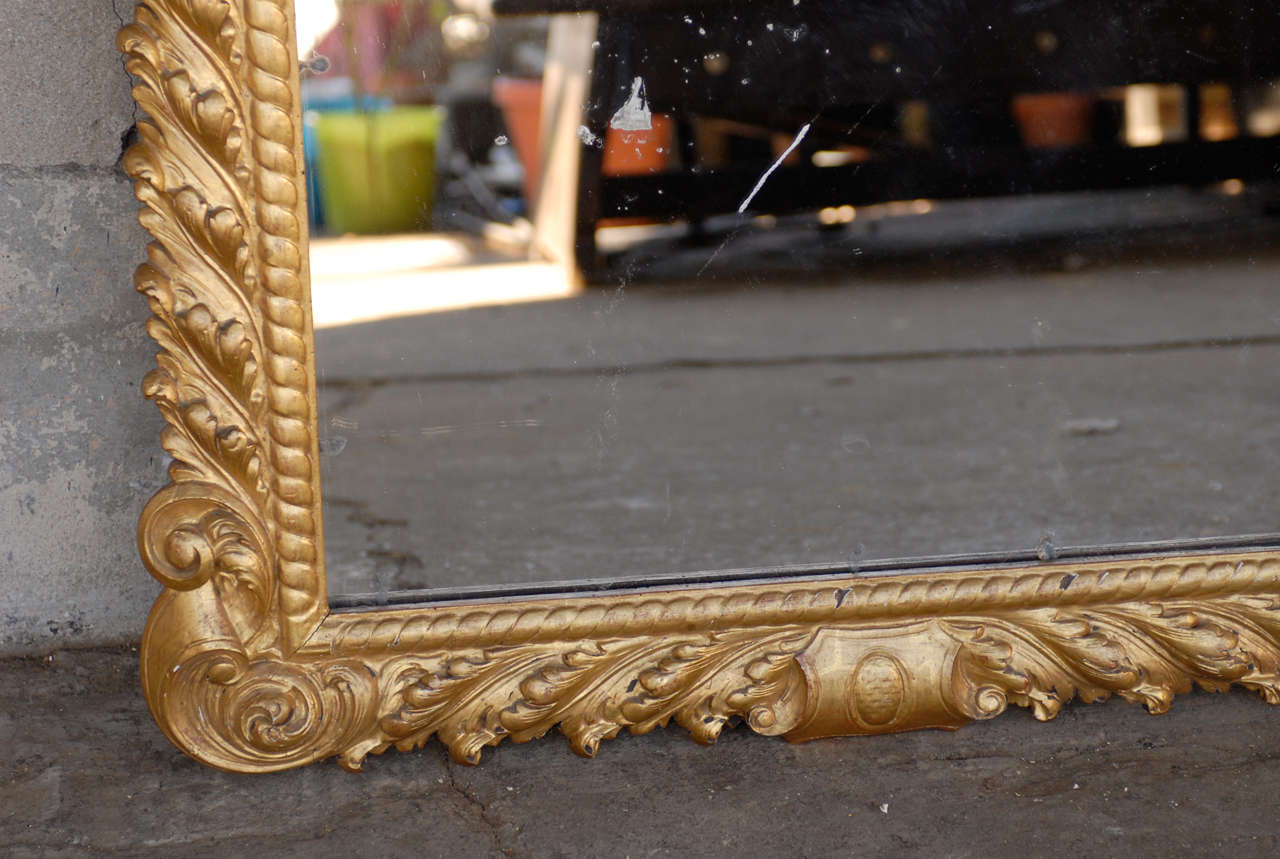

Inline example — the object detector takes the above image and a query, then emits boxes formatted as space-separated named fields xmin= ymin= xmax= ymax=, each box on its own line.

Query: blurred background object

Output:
xmin=296 ymin=0 xmax=1280 ymax=284
xmin=297 ymin=0 xmax=550 ymax=236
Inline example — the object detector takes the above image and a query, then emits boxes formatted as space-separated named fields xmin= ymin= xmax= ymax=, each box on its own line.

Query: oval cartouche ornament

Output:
xmin=850 ymin=653 xmax=907 ymax=727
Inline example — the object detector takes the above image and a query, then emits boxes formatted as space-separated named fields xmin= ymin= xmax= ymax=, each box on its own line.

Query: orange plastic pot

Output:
xmin=492 ymin=76 xmax=672 ymax=206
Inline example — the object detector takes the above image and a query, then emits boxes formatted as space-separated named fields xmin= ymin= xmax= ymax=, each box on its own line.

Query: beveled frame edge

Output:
xmin=120 ymin=0 xmax=1280 ymax=774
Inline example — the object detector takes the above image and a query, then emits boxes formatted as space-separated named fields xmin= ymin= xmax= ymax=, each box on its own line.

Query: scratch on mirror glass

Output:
xmin=364 ymin=420 xmax=544 ymax=441
xmin=696 ymin=225 xmax=744 ymax=277
xmin=417 ymin=419 xmax=543 ymax=437
xmin=737 ymin=122 xmax=812 ymax=214
xmin=593 ymin=370 xmax=623 ymax=461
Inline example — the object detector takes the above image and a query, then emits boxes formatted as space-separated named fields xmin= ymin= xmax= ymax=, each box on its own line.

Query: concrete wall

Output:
xmin=1 ymin=1 xmax=165 ymax=653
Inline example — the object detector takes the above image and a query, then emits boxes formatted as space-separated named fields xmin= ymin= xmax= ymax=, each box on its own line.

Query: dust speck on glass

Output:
xmin=292 ymin=0 xmax=1280 ymax=603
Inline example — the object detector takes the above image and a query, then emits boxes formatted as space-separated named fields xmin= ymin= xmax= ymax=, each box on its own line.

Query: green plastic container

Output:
xmin=313 ymin=106 xmax=442 ymax=235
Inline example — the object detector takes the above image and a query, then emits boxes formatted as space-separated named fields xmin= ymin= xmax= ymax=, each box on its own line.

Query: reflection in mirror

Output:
xmin=296 ymin=1 xmax=1280 ymax=600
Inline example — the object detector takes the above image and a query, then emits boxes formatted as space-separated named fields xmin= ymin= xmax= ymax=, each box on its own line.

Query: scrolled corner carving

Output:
xmin=141 ymin=589 xmax=377 ymax=773
xmin=137 ymin=481 xmax=274 ymax=653
xmin=171 ymin=653 xmax=377 ymax=772
xmin=119 ymin=0 xmax=1280 ymax=775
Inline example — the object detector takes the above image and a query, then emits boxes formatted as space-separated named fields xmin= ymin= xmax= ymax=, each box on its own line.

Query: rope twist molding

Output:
xmin=117 ymin=0 xmax=1280 ymax=772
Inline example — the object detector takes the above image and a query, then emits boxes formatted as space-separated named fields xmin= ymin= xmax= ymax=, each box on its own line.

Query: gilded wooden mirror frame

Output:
xmin=119 ymin=0 xmax=1280 ymax=773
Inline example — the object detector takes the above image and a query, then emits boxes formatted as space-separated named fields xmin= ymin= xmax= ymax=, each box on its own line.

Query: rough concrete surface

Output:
xmin=0 ymin=0 xmax=163 ymax=654
xmin=0 ymin=1 xmax=138 ymax=169
xmin=0 ymin=167 xmax=163 ymax=653
xmin=4 ymin=646 xmax=1280 ymax=856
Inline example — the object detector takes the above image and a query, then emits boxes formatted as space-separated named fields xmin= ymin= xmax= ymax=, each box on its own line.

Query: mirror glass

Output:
xmin=296 ymin=1 xmax=1280 ymax=601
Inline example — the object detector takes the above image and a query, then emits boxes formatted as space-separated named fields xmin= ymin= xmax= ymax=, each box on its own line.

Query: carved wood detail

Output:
xmin=120 ymin=0 xmax=1280 ymax=773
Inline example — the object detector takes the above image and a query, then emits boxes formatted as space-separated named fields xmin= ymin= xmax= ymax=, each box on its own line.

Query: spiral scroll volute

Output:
xmin=138 ymin=480 xmax=267 ymax=584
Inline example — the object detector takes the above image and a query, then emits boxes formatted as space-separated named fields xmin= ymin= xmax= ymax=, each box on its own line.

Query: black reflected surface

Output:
xmin=295 ymin=0 xmax=1280 ymax=599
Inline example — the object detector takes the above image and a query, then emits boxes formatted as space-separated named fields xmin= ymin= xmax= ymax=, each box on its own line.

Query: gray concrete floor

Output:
xmin=314 ymin=188 xmax=1280 ymax=595
xmin=4 ymin=645 xmax=1280 ymax=856
xmin=10 ymin=190 xmax=1280 ymax=854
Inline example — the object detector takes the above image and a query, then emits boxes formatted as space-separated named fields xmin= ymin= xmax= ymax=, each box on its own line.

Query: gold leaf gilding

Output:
xmin=121 ymin=1 xmax=1280 ymax=773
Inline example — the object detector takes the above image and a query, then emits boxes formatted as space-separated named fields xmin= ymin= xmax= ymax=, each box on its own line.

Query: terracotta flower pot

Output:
xmin=492 ymin=76 xmax=672 ymax=206
xmin=1012 ymin=93 xmax=1096 ymax=148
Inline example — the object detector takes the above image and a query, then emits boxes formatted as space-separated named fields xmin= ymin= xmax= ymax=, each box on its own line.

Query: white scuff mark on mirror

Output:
xmin=578 ymin=125 xmax=602 ymax=147
xmin=737 ymin=122 xmax=811 ymax=213
xmin=1061 ymin=417 xmax=1121 ymax=436
xmin=609 ymin=76 xmax=654 ymax=131
xmin=841 ymin=434 xmax=871 ymax=453
xmin=318 ymin=436 xmax=348 ymax=457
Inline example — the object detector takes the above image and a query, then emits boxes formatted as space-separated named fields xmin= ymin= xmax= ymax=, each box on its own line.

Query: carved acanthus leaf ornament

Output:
xmin=120 ymin=0 xmax=1280 ymax=773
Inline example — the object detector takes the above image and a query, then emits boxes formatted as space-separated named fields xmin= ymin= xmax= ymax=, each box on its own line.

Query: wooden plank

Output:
xmin=530 ymin=13 xmax=598 ymax=286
